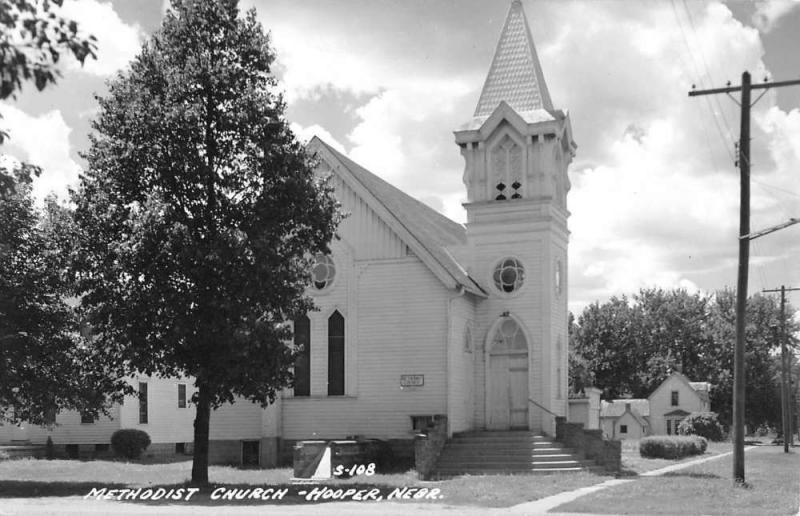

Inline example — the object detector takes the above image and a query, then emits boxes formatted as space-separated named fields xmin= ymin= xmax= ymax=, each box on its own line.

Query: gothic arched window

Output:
xmin=327 ymin=311 xmax=345 ymax=396
xmin=491 ymin=135 xmax=522 ymax=200
xmin=491 ymin=317 xmax=527 ymax=353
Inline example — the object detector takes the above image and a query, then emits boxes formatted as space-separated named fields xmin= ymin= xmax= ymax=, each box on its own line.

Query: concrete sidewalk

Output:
xmin=507 ymin=447 xmax=754 ymax=515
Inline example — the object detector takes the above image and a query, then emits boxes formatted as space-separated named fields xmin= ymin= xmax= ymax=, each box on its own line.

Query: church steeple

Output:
xmin=454 ymin=0 xmax=575 ymax=207
xmin=474 ymin=0 xmax=553 ymax=117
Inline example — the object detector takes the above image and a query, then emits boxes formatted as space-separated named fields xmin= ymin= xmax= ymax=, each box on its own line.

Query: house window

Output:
xmin=293 ymin=315 xmax=311 ymax=397
xmin=80 ymin=411 xmax=94 ymax=424
xmin=95 ymin=444 xmax=109 ymax=453
xmin=175 ymin=442 xmax=185 ymax=454
xmin=493 ymin=257 xmax=524 ymax=293
xmin=620 ymin=425 xmax=628 ymax=434
xmin=671 ymin=390 xmax=679 ymax=406
xmin=312 ymin=254 xmax=336 ymax=290
xmin=178 ymin=384 xmax=187 ymax=408
xmin=139 ymin=382 xmax=148 ymax=424
xmin=328 ymin=311 xmax=345 ymax=396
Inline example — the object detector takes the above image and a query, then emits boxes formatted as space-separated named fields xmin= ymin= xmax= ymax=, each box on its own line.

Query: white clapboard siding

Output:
xmin=330 ymin=173 xmax=408 ymax=261
xmin=282 ymin=258 xmax=449 ymax=440
xmin=471 ymin=234 xmax=545 ymax=431
xmin=25 ymin=406 xmax=121 ymax=445
xmin=115 ymin=377 xmax=263 ymax=442
xmin=447 ymin=294 xmax=477 ymax=434
xmin=117 ymin=377 xmax=195 ymax=443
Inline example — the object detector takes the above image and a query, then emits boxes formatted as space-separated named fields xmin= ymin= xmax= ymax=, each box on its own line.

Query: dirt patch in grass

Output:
xmin=554 ymin=446 xmax=800 ymax=515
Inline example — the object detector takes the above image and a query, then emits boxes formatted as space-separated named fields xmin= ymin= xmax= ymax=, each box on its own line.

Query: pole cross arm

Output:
xmin=740 ymin=218 xmax=800 ymax=241
xmin=689 ymin=78 xmax=800 ymax=96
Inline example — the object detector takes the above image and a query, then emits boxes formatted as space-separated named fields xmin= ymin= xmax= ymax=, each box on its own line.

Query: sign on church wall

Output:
xmin=400 ymin=375 xmax=424 ymax=388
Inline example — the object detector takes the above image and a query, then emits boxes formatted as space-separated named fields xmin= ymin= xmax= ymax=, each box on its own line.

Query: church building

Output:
xmin=1 ymin=0 xmax=577 ymax=467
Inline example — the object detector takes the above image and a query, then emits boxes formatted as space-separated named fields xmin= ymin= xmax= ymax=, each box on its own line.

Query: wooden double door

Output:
xmin=487 ymin=352 xmax=529 ymax=430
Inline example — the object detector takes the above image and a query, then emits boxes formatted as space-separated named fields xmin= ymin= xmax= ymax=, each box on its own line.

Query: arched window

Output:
xmin=490 ymin=317 xmax=527 ymax=353
xmin=328 ymin=311 xmax=345 ymax=396
xmin=293 ymin=315 xmax=310 ymax=397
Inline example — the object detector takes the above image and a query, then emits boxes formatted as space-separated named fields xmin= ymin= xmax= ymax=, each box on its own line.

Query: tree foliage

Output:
xmin=71 ymin=0 xmax=340 ymax=483
xmin=0 ymin=165 xmax=125 ymax=425
xmin=570 ymin=287 xmax=797 ymax=428
xmin=0 ymin=0 xmax=96 ymax=101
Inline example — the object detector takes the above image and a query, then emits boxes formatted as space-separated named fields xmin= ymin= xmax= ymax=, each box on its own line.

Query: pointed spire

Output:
xmin=474 ymin=0 xmax=553 ymax=117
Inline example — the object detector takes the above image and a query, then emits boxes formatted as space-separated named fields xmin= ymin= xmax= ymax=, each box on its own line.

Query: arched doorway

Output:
xmin=486 ymin=317 xmax=529 ymax=430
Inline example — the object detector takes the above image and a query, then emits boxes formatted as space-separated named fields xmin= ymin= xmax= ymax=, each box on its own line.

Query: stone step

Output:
xmin=433 ymin=467 xmax=587 ymax=478
xmin=435 ymin=459 xmax=592 ymax=468
xmin=443 ymin=443 xmax=569 ymax=452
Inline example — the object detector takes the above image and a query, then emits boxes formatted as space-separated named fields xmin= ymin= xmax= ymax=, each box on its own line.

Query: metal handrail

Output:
xmin=528 ymin=398 xmax=559 ymax=418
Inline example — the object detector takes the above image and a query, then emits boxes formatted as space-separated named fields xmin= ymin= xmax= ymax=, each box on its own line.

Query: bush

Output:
xmin=45 ymin=436 xmax=55 ymax=460
xmin=111 ymin=429 xmax=151 ymax=459
xmin=677 ymin=412 xmax=724 ymax=441
xmin=639 ymin=435 xmax=707 ymax=459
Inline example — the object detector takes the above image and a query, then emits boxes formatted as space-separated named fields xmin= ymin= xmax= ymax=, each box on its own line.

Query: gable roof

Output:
xmin=474 ymin=0 xmax=553 ymax=118
xmin=648 ymin=372 xmax=712 ymax=404
xmin=309 ymin=137 xmax=487 ymax=297
xmin=600 ymin=399 xmax=650 ymax=418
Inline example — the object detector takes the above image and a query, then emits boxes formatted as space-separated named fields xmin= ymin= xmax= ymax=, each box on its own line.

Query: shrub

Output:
xmin=45 ymin=436 xmax=55 ymax=460
xmin=111 ymin=429 xmax=151 ymax=459
xmin=639 ymin=435 xmax=707 ymax=459
xmin=677 ymin=412 xmax=724 ymax=441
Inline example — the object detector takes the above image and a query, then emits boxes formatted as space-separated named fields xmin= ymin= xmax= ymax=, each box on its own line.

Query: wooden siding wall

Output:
xmin=448 ymin=294 xmax=477 ymax=434
xmin=23 ymin=406 xmax=121 ymax=445
xmin=470 ymin=229 xmax=544 ymax=432
xmin=649 ymin=377 xmax=707 ymax=435
xmin=326 ymin=172 xmax=408 ymax=262
xmin=282 ymin=258 xmax=449 ymax=440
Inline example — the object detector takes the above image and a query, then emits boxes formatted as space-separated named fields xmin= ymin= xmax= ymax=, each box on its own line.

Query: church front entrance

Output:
xmin=486 ymin=318 xmax=529 ymax=430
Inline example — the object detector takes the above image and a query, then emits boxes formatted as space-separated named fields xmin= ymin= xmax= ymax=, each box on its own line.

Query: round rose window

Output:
xmin=493 ymin=257 xmax=524 ymax=293
xmin=312 ymin=254 xmax=336 ymax=290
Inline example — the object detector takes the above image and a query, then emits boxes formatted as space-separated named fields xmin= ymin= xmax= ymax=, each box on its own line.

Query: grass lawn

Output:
xmin=0 ymin=458 xmax=613 ymax=507
xmin=620 ymin=438 xmax=732 ymax=475
xmin=554 ymin=445 xmax=800 ymax=515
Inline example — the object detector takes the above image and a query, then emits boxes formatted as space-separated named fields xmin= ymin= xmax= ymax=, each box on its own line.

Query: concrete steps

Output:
xmin=433 ymin=431 xmax=596 ymax=478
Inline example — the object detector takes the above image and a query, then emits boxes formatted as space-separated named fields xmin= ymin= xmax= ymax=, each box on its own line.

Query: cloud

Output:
xmin=60 ymin=0 xmax=144 ymax=76
xmin=752 ymin=0 xmax=800 ymax=32
xmin=290 ymin=122 xmax=347 ymax=154
xmin=0 ymin=104 xmax=81 ymax=203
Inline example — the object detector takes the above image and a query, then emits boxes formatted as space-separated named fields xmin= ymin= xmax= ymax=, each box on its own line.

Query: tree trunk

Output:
xmin=191 ymin=380 xmax=211 ymax=484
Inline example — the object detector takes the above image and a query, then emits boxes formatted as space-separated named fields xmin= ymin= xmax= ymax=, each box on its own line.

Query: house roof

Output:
xmin=310 ymin=137 xmax=487 ymax=297
xmin=689 ymin=381 xmax=711 ymax=404
xmin=648 ymin=371 xmax=712 ymax=405
xmin=474 ymin=0 xmax=553 ymax=118
xmin=600 ymin=399 xmax=650 ymax=418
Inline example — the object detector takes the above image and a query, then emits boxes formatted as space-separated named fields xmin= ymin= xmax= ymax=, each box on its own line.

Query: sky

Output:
xmin=2 ymin=0 xmax=800 ymax=316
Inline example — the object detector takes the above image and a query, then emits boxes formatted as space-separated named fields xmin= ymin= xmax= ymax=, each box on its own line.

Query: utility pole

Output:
xmin=763 ymin=285 xmax=800 ymax=452
xmin=689 ymin=73 xmax=800 ymax=484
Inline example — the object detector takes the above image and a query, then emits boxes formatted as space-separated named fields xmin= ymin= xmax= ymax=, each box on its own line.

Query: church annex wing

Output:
xmin=308 ymin=136 xmax=487 ymax=298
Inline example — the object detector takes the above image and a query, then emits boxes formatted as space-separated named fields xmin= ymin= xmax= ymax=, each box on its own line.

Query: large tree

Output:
xmin=0 ymin=0 xmax=109 ymax=423
xmin=570 ymin=287 xmax=796 ymax=428
xmin=0 ymin=165 xmax=124 ymax=424
xmin=72 ymin=0 xmax=340 ymax=483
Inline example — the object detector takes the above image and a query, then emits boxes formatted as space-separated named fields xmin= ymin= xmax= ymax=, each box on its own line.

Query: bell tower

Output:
xmin=456 ymin=0 xmax=576 ymax=433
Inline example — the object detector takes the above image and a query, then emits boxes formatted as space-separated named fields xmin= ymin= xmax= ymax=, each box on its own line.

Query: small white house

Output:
xmin=599 ymin=372 xmax=712 ymax=440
